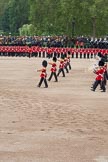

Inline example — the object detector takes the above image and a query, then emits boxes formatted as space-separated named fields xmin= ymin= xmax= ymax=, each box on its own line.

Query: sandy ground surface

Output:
xmin=0 ymin=56 xmax=108 ymax=162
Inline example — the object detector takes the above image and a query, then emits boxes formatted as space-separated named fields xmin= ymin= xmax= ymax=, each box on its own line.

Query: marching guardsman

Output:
xmin=63 ymin=54 xmax=69 ymax=73
xmin=67 ymin=51 xmax=71 ymax=70
xmin=91 ymin=61 xmax=106 ymax=92
xmin=37 ymin=60 xmax=48 ymax=88
xmin=103 ymin=62 xmax=108 ymax=85
xmin=57 ymin=56 xmax=65 ymax=77
xmin=48 ymin=57 xmax=58 ymax=82
xmin=28 ymin=47 xmax=32 ymax=58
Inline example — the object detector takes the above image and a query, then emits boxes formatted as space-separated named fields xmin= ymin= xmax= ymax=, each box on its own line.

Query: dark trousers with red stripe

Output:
xmin=57 ymin=68 xmax=65 ymax=77
xmin=48 ymin=72 xmax=58 ymax=82
xmin=93 ymin=80 xmax=101 ymax=91
xmin=67 ymin=62 xmax=71 ymax=70
xmin=93 ymin=80 xmax=106 ymax=91
xmin=64 ymin=64 xmax=69 ymax=73
xmin=38 ymin=77 xmax=48 ymax=87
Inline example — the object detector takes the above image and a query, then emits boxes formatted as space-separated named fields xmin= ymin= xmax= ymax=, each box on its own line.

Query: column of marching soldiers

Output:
xmin=37 ymin=52 xmax=71 ymax=88
xmin=37 ymin=51 xmax=108 ymax=92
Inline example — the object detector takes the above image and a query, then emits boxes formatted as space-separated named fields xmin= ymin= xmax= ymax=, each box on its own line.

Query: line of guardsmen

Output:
xmin=0 ymin=46 xmax=108 ymax=58
xmin=37 ymin=52 xmax=72 ymax=88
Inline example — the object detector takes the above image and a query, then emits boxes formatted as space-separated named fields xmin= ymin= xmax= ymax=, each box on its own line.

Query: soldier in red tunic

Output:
xmin=37 ymin=60 xmax=48 ymax=88
xmin=63 ymin=54 xmax=69 ymax=73
xmin=57 ymin=56 xmax=65 ymax=77
xmin=48 ymin=57 xmax=58 ymax=82
xmin=91 ymin=61 xmax=106 ymax=92
xmin=102 ymin=62 xmax=108 ymax=86
xmin=67 ymin=51 xmax=71 ymax=70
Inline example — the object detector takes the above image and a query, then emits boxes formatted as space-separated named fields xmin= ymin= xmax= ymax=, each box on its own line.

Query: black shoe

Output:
xmin=37 ymin=85 xmax=40 ymax=87
xmin=91 ymin=89 xmax=95 ymax=91
xmin=54 ymin=80 xmax=58 ymax=82
xmin=44 ymin=86 xmax=48 ymax=88
xmin=101 ymin=90 xmax=106 ymax=92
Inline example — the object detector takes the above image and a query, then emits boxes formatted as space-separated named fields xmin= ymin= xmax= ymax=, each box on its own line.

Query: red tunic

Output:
xmin=67 ymin=56 xmax=70 ymax=62
xmin=64 ymin=58 xmax=68 ymax=66
xmin=40 ymin=68 xmax=47 ymax=78
xmin=95 ymin=68 xmax=104 ymax=80
xmin=59 ymin=60 xmax=64 ymax=69
xmin=51 ymin=63 xmax=57 ymax=72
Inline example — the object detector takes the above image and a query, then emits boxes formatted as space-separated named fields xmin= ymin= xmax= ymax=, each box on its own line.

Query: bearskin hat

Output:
xmin=42 ymin=60 xmax=47 ymax=67
xmin=98 ymin=52 xmax=102 ymax=58
xmin=61 ymin=54 xmax=65 ymax=59
xmin=53 ymin=56 xmax=57 ymax=62
xmin=98 ymin=60 xmax=105 ymax=66
xmin=68 ymin=51 xmax=71 ymax=55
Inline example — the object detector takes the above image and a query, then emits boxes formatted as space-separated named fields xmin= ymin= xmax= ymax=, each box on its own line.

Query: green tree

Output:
xmin=1 ymin=0 xmax=29 ymax=34
xmin=0 ymin=0 xmax=108 ymax=36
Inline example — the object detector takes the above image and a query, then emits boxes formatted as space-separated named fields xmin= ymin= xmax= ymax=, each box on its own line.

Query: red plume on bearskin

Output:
xmin=42 ymin=60 xmax=47 ymax=67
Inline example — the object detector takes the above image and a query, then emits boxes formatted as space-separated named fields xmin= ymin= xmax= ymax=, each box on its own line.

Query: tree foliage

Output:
xmin=0 ymin=0 xmax=108 ymax=37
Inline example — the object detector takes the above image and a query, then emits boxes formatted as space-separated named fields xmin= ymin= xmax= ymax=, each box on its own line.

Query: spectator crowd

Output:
xmin=0 ymin=35 xmax=108 ymax=49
